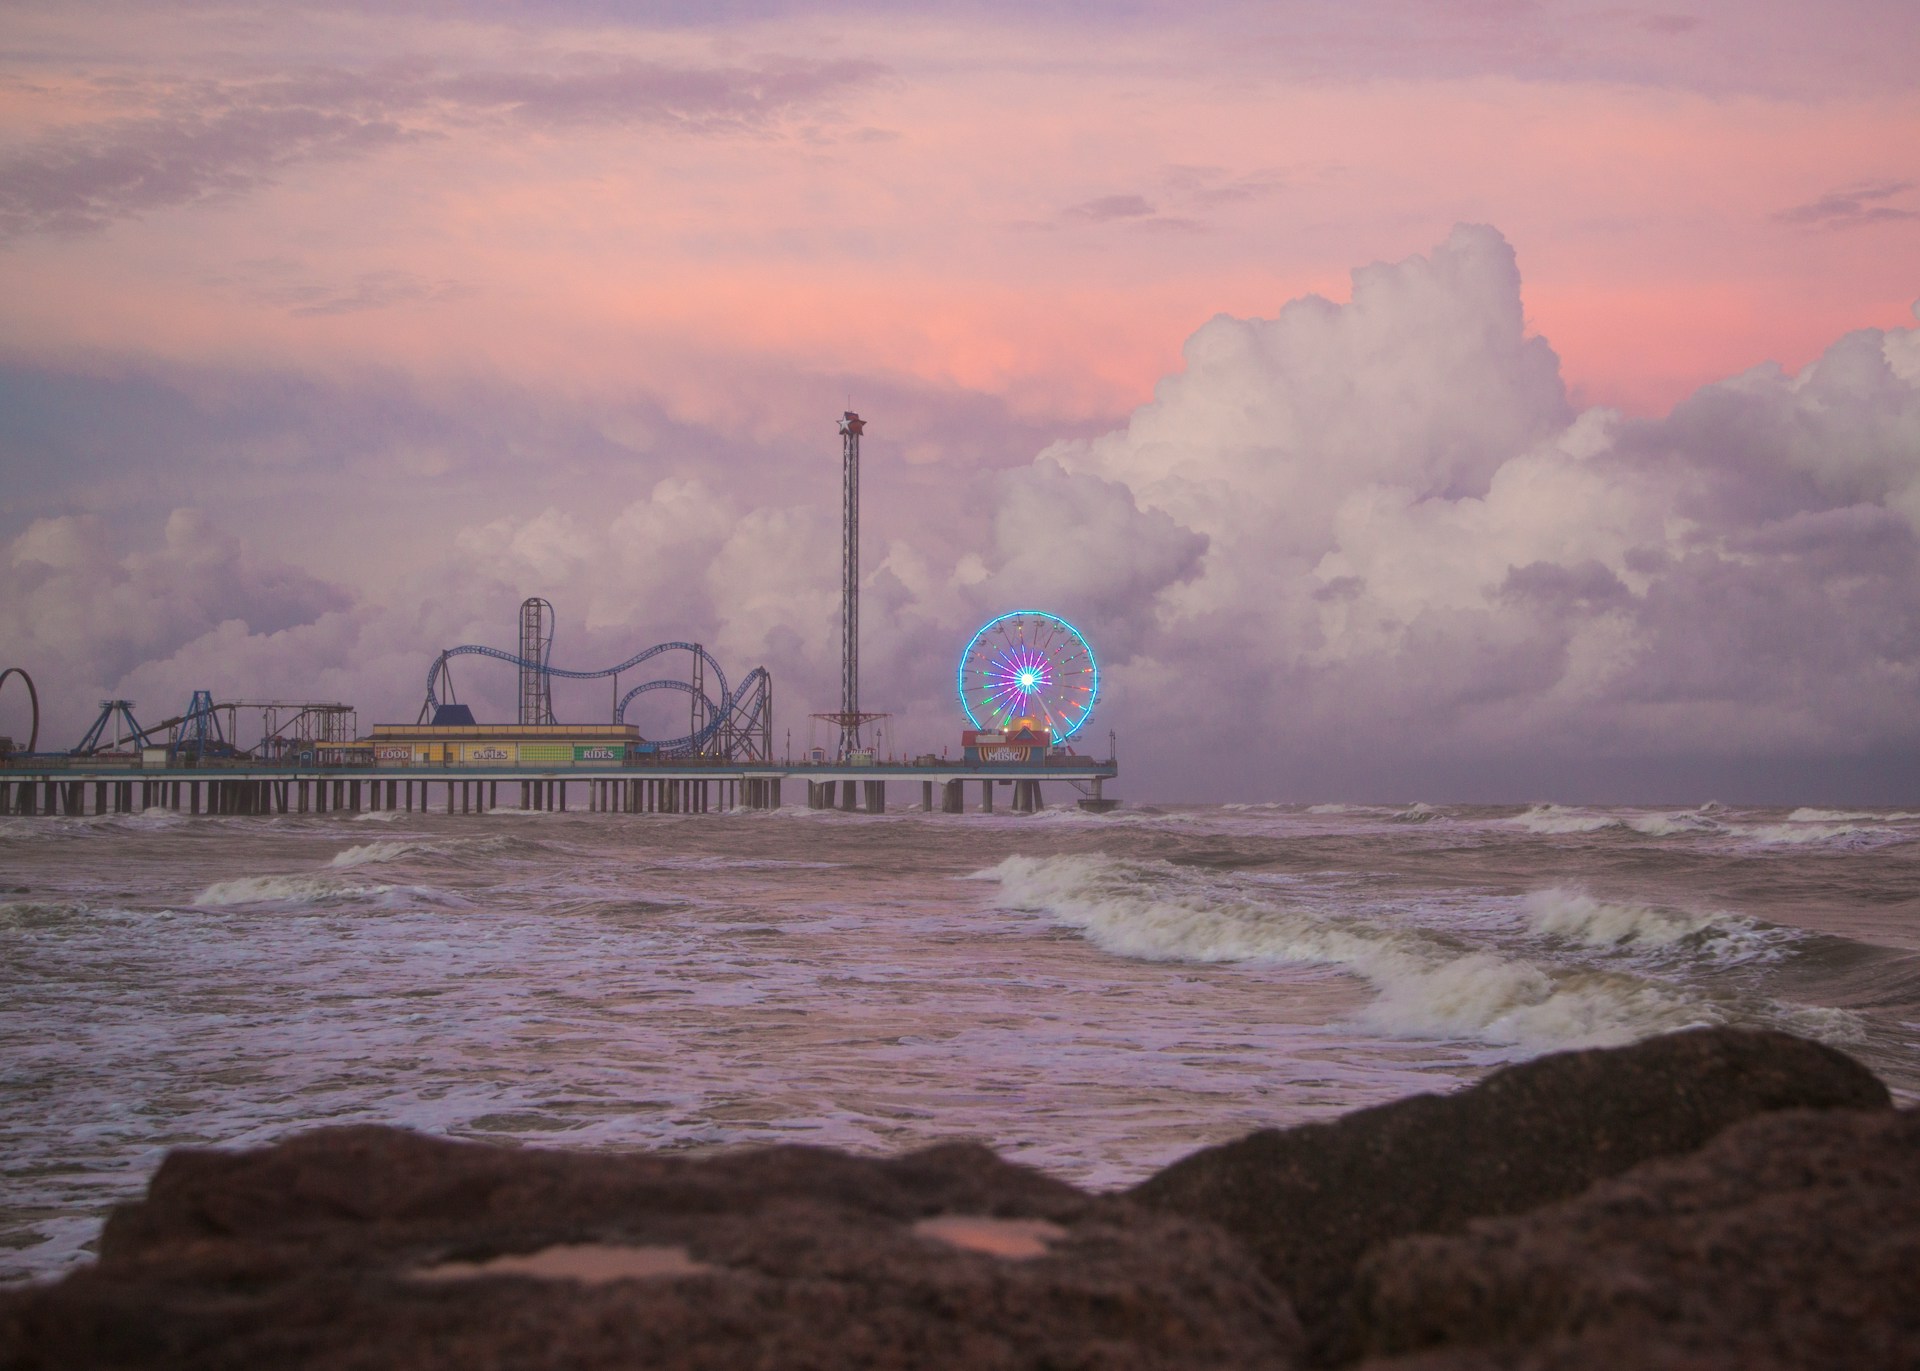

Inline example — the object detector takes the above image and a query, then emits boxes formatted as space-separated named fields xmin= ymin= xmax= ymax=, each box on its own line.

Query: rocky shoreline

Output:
xmin=3 ymin=1027 xmax=1911 ymax=1369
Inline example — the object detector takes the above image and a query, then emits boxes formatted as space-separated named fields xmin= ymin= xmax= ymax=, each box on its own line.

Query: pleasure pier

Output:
xmin=0 ymin=754 xmax=1118 ymax=818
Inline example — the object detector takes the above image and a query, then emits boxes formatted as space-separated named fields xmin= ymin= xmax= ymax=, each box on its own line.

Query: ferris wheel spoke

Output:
xmin=959 ymin=611 xmax=1098 ymax=741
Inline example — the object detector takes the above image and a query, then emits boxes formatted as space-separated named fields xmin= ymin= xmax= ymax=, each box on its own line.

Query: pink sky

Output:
xmin=4 ymin=4 xmax=1917 ymax=424
xmin=3 ymin=1 xmax=1919 ymax=798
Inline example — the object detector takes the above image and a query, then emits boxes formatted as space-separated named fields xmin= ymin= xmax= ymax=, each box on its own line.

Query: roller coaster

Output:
xmin=60 ymin=691 xmax=357 ymax=763
xmin=418 ymin=599 xmax=773 ymax=762
xmin=0 ymin=667 xmax=38 ymax=755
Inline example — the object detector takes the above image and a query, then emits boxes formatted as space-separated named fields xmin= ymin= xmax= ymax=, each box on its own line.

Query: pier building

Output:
xmin=366 ymin=722 xmax=644 ymax=767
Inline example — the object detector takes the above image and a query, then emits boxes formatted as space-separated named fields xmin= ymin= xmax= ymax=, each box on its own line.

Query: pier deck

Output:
xmin=0 ymin=759 xmax=1119 ymax=817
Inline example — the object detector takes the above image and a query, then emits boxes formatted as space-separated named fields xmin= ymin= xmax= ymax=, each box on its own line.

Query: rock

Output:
xmin=1127 ymin=1028 xmax=1889 ymax=1363
xmin=0 ymin=1125 xmax=1302 ymax=1371
xmin=1351 ymin=1105 xmax=1920 ymax=1370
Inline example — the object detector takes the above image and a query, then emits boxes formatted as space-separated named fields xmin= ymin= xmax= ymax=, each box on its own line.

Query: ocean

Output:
xmin=3 ymin=798 xmax=1916 ymax=1285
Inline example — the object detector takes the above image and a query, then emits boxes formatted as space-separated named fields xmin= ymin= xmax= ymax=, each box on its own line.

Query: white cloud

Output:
xmin=980 ymin=226 xmax=1920 ymax=794
xmin=7 ymin=228 xmax=1919 ymax=798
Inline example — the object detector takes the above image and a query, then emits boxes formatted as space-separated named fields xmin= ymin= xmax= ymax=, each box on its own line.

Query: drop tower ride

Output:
xmin=816 ymin=411 xmax=886 ymax=761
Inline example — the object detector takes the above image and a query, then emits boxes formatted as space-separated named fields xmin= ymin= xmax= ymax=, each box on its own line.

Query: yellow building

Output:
xmin=366 ymin=723 xmax=642 ymax=767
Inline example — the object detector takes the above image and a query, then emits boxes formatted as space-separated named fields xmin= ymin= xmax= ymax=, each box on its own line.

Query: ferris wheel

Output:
xmin=957 ymin=610 xmax=1099 ymax=742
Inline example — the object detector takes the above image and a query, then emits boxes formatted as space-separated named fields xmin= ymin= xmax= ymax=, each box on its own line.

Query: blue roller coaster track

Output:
xmin=419 ymin=637 xmax=772 ymax=760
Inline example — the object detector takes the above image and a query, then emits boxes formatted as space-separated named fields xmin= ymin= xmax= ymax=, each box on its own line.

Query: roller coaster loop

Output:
xmin=420 ymin=641 xmax=772 ymax=760
xmin=0 ymin=667 xmax=38 ymax=754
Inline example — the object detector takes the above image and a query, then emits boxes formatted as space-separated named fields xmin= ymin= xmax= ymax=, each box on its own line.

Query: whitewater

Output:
xmin=3 ymin=799 xmax=1916 ymax=1284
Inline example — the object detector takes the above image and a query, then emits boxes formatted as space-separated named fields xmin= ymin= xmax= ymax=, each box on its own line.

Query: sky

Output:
xmin=2 ymin=0 xmax=1919 ymax=802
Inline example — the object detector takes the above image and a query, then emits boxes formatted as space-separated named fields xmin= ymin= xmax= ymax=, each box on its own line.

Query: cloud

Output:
xmin=1161 ymin=164 xmax=1288 ymax=207
xmin=0 ymin=510 xmax=353 ymax=732
xmin=6 ymin=221 xmax=1919 ymax=798
xmin=1045 ymin=224 xmax=1572 ymax=559
xmin=1632 ymin=13 xmax=1701 ymax=35
xmin=0 ymin=105 xmax=411 ymax=238
xmin=991 ymin=225 xmax=1920 ymax=796
xmin=439 ymin=57 xmax=886 ymax=131
xmin=1060 ymin=191 xmax=1208 ymax=234
xmin=1064 ymin=194 xmax=1157 ymax=222
xmin=276 ymin=270 xmax=467 ymax=318
xmin=0 ymin=56 xmax=886 ymax=239
xmin=1773 ymin=180 xmax=1920 ymax=229
xmin=975 ymin=459 xmax=1206 ymax=660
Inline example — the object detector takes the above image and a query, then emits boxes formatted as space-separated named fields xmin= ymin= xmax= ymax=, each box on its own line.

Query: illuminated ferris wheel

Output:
xmin=957 ymin=610 xmax=1099 ymax=742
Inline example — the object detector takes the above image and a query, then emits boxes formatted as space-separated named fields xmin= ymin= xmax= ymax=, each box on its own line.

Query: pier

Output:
xmin=0 ymin=757 xmax=1118 ymax=818
xmin=0 ymin=412 xmax=1123 ymax=821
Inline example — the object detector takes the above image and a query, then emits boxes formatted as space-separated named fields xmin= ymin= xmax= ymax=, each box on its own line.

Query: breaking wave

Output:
xmin=327 ymin=840 xmax=441 ymax=869
xmin=191 ymin=873 xmax=469 ymax=909
xmin=1623 ymin=811 xmax=1722 ymax=837
xmin=1733 ymin=822 xmax=1899 ymax=849
xmin=982 ymin=854 xmax=1711 ymax=1051
xmin=1506 ymin=804 xmax=1616 ymax=835
xmin=1521 ymin=886 xmax=1784 ymax=965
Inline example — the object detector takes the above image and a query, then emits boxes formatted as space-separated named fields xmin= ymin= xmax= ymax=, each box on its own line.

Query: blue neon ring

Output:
xmin=957 ymin=610 xmax=1099 ymax=741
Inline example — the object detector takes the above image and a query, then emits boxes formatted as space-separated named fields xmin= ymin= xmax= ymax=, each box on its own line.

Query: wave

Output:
xmin=1506 ymin=804 xmax=1617 ymax=835
xmin=191 ymin=873 xmax=470 ymax=909
xmin=982 ymin=854 xmax=1711 ymax=1051
xmin=1357 ymin=955 xmax=1710 ymax=1046
xmin=1624 ymin=811 xmax=1722 ymax=837
xmin=0 ymin=898 xmax=93 ymax=929
xmin=645 ymin=854 xmax=841 ymax=871
xmin=1732 ymin=822 xmax=1901 ymax=849
xmin=327 ymin=840 xmax=441 ymax=869
xmin=1522 ymin=886 xmax=1783 ymax=965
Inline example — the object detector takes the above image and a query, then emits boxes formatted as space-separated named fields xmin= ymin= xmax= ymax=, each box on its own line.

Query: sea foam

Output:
xmin=1734 ymin=822 xmax=1892 ymax=849
xmin=984 ymin=854 xmax=1710 ymax=1051
xmin=1526 ymin=886 xmax=1725 ymax=948
xmin=1507 ymin=804 xmax=1617 ymax=835
xmin=191 ymin=873 xmax=470 ymax=908
xmin=1522 ymin=886 xmax=1784 ymax=966
xmin=328 ymin=840 xmax=440 ymax=869
xmin=1624 ymin=812 xmax=1722 ymax=837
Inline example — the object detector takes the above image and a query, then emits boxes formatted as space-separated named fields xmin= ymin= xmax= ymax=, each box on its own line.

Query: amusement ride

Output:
xmin=957 ymin=609 xmax=1099 ymax=743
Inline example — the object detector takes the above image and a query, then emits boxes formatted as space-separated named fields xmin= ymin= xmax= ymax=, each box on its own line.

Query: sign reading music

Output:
xmin=978 ymin=744 xmax=1034 ymax=763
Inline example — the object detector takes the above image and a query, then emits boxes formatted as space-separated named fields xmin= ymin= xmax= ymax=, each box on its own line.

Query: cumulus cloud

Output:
xmin=8 ymin=223 xmax=1920 ymax=798
xmin=0 ymin=510 xmax=352 ymax=733
xmin=1055 ymin=226 xmax=1569 ymax=525
xmin=998 ymin=226 xmax=1920 ymax=795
